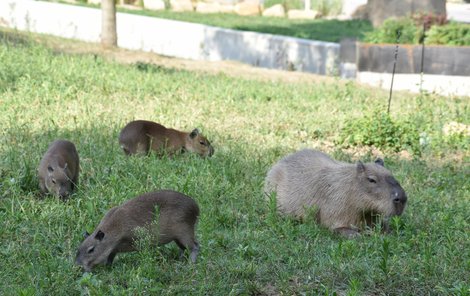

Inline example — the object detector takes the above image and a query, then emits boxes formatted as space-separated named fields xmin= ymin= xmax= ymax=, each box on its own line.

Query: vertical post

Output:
xmin=101 ymin=0 xmax=117 ymax=48
xmin=419 ymin=22 xmax=426 ymax=94
xmin=387 ymin=31 xmax=400 ymax=115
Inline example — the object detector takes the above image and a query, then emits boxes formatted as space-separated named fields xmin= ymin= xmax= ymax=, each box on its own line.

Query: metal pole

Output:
xmin=387 ymin=31 xmax=401 ymax=114
xmin=420 ymin=22 xmax=426 ymax=94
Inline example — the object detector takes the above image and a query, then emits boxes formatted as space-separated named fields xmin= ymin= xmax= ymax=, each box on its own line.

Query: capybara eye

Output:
xmin=199 ymin=141 xmax=206 ymax=146
xmin=367 ymin=177 xmax=377 ymax=183
xmin=51 ymin=179 xmax=56 ymax=184
xmin=87 ymin=246 xmax=95 ymax=254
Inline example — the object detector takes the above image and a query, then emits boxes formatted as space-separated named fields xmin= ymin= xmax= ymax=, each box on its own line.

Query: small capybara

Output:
xmin=118 ymin=120 xmax=214 ymax=157
xmin=38 ymin=140 xmax=79 ymax=200
xmin=264 ymin=149 xmax=407 ymax=238
xmin=75 ymin=190 xmax=200 ymax=272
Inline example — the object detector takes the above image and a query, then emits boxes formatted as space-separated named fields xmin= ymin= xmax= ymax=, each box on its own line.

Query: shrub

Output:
xmin=364 ymin=18 xmax=418 ymax=44
xmin=336 ymin=112 xmax=421 ymax=154
xmin=364 ymin=15 xmax=470 ymax=46
xmin=426 ymin=22 xmax=470 ymax=46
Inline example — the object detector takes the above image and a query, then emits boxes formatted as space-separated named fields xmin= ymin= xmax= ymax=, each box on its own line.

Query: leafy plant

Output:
xmin=364 ymin=18 xmax=418 ymax=44
xmin=426 ymin=22 xmax=470 ymax=46
xmin=364 ymin=15 xmax=470 ymax=46
xmin=336 ymin=112 xmax=421 ymax=154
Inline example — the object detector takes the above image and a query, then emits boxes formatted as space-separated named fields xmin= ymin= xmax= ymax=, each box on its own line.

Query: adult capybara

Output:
xmin=38 ymin=140 xmax=79 ymax=200
xmin=118 ymin=120 xmax=214 ymax=157
xmin=75 ymin=190 xmax=200 ymax=272
xmin=264 ymin=149 xmax=407 ymax=237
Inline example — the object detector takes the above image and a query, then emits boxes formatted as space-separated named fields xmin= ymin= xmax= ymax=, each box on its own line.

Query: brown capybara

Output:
xmin=38 ymin=140 xmax=79 ymax=200
xmin=118 ymin=120 xmax=214 ymax=157
xmin=264 ymin=149 xmax=407 ymax=238
xmin=75 ymin=190 xmax=200 ymax=272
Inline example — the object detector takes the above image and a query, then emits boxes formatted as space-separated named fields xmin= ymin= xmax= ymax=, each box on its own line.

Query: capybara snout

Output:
xmin=391 ymin=185 xmax=407 ymax=215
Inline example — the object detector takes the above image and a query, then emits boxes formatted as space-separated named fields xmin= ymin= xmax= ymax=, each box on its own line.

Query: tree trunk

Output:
xmin=101 ymin=0 xmax=117 ymax=48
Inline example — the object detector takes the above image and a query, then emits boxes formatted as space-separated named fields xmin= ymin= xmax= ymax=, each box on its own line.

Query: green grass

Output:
xmin=59 ymin=0 xmax=372 ymax=43
xmin=0 ymin=29 xmax=469 ymax=295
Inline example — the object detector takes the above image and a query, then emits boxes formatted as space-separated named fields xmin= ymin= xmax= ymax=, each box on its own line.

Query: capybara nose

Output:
xmin=208 ymin=146 xmax=214 ymax=157
xmin=392 ymin=191 xmax=407 ymax=204
xmin=59 ymin=190 xmax=69 ymax=199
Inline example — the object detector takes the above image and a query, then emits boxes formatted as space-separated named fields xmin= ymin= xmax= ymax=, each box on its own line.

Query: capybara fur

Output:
xmin=38 ymin=140 xmax=79 ymax=200
xmin=118 ymin=120 xmax=214 ymax=157
xmin=75 ymin=190 xmax=200 ymax=271
xmin=264 ymin=149 xmax=407 ymax=238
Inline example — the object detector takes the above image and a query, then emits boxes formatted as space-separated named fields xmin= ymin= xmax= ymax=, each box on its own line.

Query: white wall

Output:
xmin=357 ymin=72 xmax=470 ymax=97
xmin=0 ymin=0 xmax=340 ymax=75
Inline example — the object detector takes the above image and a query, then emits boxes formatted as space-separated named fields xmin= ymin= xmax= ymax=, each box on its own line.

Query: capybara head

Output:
xmin=187 ymin=129 xmax=214 ymax=157
xmin=356 ymin=158 xmax=407 ymax=217
xmin=75 ymin=230 xmax=112 ymax=272
xmin=45 ymin=163 xmax=74 ymax=198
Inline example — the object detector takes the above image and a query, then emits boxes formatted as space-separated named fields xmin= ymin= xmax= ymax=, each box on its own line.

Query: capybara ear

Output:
xmin=356 ymin=161 xmax=365 ymax=174
xmin=83 ymin=231 xmax=90 ymax=238
xmin=95 ymin=230 xmax=105 ymax=241
xmin=189 ymin=129 xmax=200 ymax=139
xmin=375 ymin=158 xmax=385 ymax=167
xmin=47 ymin=166 xmax=54 ymax=173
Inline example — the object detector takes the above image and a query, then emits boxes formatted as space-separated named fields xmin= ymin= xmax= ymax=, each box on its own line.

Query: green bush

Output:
xmin=336 ymin=112 xmax=421 ymax=154
xmin=364 ymin=17 xmax=470 ymax=46
xmin=364 ymin=18 xmax=418 ymax=44
xmin=426 ymin=23 xmax=470 ymax=46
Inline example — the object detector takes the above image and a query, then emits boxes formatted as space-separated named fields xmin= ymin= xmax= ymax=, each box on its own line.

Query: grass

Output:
xmin=58 ymin=0 xmax=373 ymax=43
xmin=0 ymin=29 xmax=469 ymax=295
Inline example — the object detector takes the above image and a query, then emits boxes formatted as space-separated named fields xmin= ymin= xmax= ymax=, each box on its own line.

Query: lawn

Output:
xmin=63 ymin=0 xmax=373 ymax=43
xmin=0 ymin=29 xmax=469 ymax=295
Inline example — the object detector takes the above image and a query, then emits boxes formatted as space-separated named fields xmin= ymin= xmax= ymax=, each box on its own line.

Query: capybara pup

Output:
xmin=118 ymin=120 xmax=214 ymax=157
xmin=75 ymin=190 xmax=200 ymax=272
xmin=264 ymin=149 xmax=407 ymax=238
xmin=38 ymin=140 xmax=79 ymax=200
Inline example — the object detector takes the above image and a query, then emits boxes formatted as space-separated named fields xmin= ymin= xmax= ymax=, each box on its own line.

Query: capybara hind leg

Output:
xmin=334 ymin=227 xmax=360 ymax=239
xmin=176 ymin=236 xmax=199 ymax=263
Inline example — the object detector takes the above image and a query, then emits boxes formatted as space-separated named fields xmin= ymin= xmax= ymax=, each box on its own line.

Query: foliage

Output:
xmin=0 ymin=29 xmax=469 ymax=295
xmin=313 ymin=0 xmax=343 ymax=17
xmin=426 ymin=22 xmax=470 ymax=46
xmin=364 ymin=18 xmax=419 ymax=44
xmin=411 ymin=12 xmax=448 ymax=31
xmin=264 ymin=0 xmax=343 ymax=15
xmin=364 ymin=14 xmax=470 ymax=46
xmin=336 ymin=112 xmax=421 ymax=154
xmin=264 ymin=0 xmax=303 ymax=11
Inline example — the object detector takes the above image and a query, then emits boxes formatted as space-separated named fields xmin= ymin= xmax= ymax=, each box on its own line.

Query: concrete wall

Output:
xmin=355 ymin=43 xmax=470 ymax=96
xmin=357 ymin=72 xmax=470 ymax=97
xmin=0 ymin=0 xmax=339 ymax=75
xmin=357 ymin=43 xmax=470 ymax=76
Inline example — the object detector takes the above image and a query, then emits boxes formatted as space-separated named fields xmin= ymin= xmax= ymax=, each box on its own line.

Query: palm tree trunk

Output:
xmin=101 ymin=0 xmax=117 ymax=48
